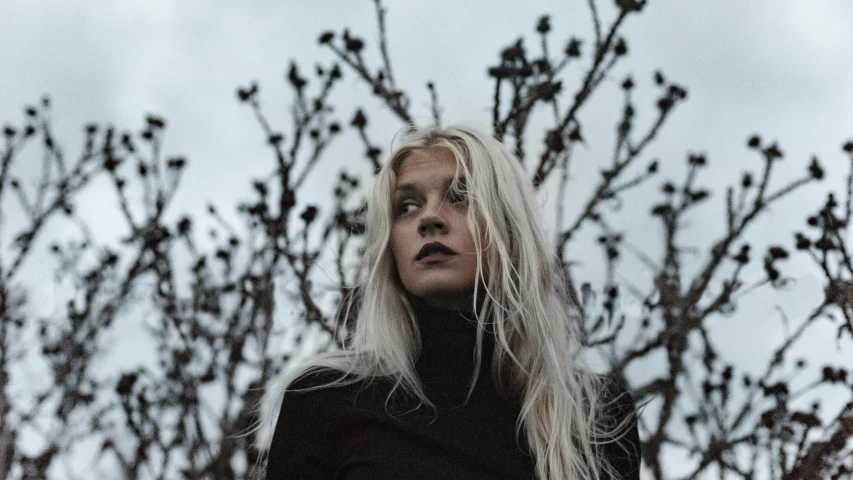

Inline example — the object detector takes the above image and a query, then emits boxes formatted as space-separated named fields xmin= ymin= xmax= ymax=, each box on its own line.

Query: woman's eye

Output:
xmin=395 ymin=193 xmax=466 ymax=216
xmin=396 ymin=201 xmax=417 ymax=215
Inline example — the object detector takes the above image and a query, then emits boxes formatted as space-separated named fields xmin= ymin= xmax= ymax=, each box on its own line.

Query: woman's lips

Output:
xmin=418 ymin=252 xmax=456 ymax=264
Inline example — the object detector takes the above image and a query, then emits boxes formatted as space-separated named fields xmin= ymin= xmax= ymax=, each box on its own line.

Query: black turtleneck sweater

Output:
xmin=265 ymin=300 xmax=641 ymax=479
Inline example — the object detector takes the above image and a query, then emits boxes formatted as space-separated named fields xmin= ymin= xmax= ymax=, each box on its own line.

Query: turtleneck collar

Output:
xmin=410 ymin=296 xmax=495 ymax=392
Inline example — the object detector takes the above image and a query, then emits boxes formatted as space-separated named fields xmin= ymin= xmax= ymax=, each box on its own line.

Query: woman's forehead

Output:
xmin=393 ymin=144 xmax=471 ymax=170
xmin=394 ymin=154 xmax=466 ymax=192
xmin=398 ymin=149 xmax=455 ymax=170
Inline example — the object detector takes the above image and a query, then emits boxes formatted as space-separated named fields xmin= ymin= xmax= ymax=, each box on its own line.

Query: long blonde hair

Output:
xmin=256 ymin=125 xmax=632 ymax=479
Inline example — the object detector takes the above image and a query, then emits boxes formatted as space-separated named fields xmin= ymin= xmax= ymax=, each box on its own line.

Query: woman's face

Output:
xmin=390 ymin=148 xmax=479 ymax=312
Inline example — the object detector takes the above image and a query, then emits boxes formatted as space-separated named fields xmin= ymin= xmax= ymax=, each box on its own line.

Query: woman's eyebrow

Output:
xmin=394 ymin=176 xmax=463 ymax=196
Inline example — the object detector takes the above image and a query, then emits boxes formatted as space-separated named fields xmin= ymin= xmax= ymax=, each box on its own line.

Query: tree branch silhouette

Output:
xmin=1 ymin=1 xmax=850 ymax=479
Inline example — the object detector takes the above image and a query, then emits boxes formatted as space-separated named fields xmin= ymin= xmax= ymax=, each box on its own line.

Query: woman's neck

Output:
xmin=411 ymin=296 xmax=494 ymax=387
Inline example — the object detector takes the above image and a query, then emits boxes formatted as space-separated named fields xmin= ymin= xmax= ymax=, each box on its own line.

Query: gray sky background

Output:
xmin=2 ymin=1 xmax=853 ymax=478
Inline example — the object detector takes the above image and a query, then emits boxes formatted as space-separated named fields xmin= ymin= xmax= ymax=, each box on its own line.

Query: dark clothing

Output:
xmin=266 ymin=299 xmax=641 ymax=479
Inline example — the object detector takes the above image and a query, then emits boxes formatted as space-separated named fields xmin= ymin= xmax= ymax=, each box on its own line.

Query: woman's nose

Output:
xmin=418 ymin=199 xmax=448 ymax=234
xmin=418 ymin=216 xmax=446 ymax=235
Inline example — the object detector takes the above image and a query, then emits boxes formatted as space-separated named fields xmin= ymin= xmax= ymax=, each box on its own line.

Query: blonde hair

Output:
xmin=255 ymin=125 xmax=633 ymax=479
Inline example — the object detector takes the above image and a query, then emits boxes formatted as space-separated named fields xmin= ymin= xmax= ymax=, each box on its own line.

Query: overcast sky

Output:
xmin=2 ymin=1 xmax=853 ymax=478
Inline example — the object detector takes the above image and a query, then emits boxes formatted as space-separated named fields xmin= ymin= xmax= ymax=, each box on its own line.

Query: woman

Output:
xmin=256 ymin=126 xmax=641 ymax=479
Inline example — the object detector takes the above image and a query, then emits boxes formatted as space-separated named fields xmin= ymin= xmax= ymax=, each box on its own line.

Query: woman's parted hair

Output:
xmin=256 ymin=125 xmax=630 ymax=479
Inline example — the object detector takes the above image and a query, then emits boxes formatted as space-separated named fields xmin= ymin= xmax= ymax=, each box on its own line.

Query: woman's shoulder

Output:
xmin=282 ymin=367 xmax=366 ymax=401
xmin=596 ymin=373 xmax=637 ymax=420
xmin=282 ymin=366 xmax=394 ymax=404
xmin=595 ymin=372 xmax=642 ymax=478
xmin=266 ymin=368 xmax=360 ymax=477
xmin=273 ymin=367 xmax=362 ymax=430
xmin=287 ymin=367 xmax=352 ymax=389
